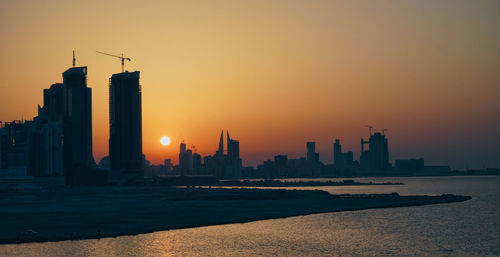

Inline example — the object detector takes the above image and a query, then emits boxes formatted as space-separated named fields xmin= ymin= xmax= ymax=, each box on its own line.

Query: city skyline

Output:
xmin=1 ymin=2 xmax=499 ymax=255
xmin=1 ymin=1 xmax=499 ymax=169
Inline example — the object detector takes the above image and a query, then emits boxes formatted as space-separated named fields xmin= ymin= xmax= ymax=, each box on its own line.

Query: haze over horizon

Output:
xmin=1 ymin=0 xmax=499 ymax=169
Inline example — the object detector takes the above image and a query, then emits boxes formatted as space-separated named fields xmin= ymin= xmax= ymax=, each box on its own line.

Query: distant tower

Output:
xmin=334 ymin=139 xmax=342 ymax=166
xmin=180 ymin=142 xmax=186 ymax=154
xmin=306 ymin=142 xmax=319 ymax=163
xmin=334 ymin=139 xmax=354 ymax=170
xmin=226 ymin=130 xmax=231 ymax=156
xmin=42 ymin=83 xmax=64 ymax=122
xmin=360 ymin=132 xmax=390 ymax=172
xmin=179 ymin=142 xmax=191 ymax=175
xmin=62 ymin=66 xmax=95 ymax=184
xmin=186 ymin=149 xmax=194 ymax=172
xmin=164 ymin=158 xmax=172 ymax=173
xmin=216 ymin=130 xmax=224 ymax=156
xmin=109 ymin=71 xmax=143 ymax=177
xmin=229 ymin=139 xmax=240 ymax=164
xmin=193 ymin=153 xmax=202 ymax=174
xmin=179 ymin=141 xmax=186 ymax=166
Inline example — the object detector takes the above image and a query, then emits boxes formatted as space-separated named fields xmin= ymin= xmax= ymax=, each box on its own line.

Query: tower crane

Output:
xmin=364 ymin=125 xmax=373 ymax=136
xmin=374 ymin=128 xmax=388 ymax=135
xmin=96 ymin=51 xmax=131 ymax=72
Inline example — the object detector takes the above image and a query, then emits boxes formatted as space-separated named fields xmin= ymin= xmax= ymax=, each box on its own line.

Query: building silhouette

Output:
xmin=306 ymin=142 xmax=319 ymax=163
xmin=178 ymin=142 xmax=190 ymax=175
xmin=98 ymin=155 xmax=110 ymax=170
xmin=227 ymin=131 xmax=241 ymax=169
xmin=274 ymin=154 xmax=288 ymax=177
xmin=193 ymin=153 xmax=202 ymax=174
xmin=0 ymin=121 xmax=30 ymax=170
xmin=216 ymin=130 xmax=224 ymax=157
xmin=40 ymin=83 xmax=64 ymax=122
xmin=333 ymin=139 xmax=354 ymax=171
xmin=205 ymin=130 xmax=242 ymax=177
xmin=29 ymin=84 xmax=65 ymax=177
xmin=164 ymin=158 xmax=172 ymax=173
xmin=27 ymin=83 xmax=64 ymax=177
xmin=395 ymin=158 xmax=424 ymax=174
xmin=62 ymin=66 xmax=97 ymax=184
xmin=360 ymin=132 xmax=390 ymax=173
xmin=225 ymin=131 xmax=242 ymax=177
xmin=109 ymin=71 xmax=143 ymax=179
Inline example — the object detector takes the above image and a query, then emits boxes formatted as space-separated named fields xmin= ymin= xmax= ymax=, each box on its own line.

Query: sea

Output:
xmin=1 ymin=176 xmax=499 ymax=256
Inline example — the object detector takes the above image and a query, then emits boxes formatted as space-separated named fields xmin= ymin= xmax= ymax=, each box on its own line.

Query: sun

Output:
xmin=160 ymin=136 xmax=170 ymax=146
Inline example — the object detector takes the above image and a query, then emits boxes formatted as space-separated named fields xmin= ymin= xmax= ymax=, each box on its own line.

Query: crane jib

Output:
xmin=96 ymin=51 xmax=132 ymax=72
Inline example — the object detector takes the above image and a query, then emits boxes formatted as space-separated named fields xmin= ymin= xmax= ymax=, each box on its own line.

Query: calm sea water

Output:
xmin=1 ymin=176 xmax=499 ymax=256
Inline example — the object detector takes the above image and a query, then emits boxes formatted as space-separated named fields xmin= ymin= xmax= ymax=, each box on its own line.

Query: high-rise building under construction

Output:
xmin=109 ymin=71 xmax=143 ymax=178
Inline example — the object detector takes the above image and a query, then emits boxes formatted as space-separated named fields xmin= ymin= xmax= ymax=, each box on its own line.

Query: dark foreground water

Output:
xmin=1 ymin=176 xmax=499 ymax=256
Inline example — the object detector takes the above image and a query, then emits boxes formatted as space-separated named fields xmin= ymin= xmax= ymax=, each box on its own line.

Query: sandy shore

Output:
xmin=0 ymin=186 xmax=470 ymax=244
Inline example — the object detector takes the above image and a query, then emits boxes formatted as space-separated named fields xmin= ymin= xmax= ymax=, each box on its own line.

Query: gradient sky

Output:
xmin=1 ymin=0 xmax=499 ymax=169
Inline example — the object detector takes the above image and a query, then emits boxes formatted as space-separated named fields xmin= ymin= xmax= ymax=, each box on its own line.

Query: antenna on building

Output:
xmin=96 ymin=51 xmax=131 ymax=72
xmin=72 ymin=50 xmax=76 ymax=67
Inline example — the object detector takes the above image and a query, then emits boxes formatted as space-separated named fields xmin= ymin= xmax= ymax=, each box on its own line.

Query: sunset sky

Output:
xmin=1 ymin=0 xmax=499 ymax=169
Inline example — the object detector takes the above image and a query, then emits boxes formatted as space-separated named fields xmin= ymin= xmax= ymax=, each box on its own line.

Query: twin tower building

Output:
xmin=58 ymin=65 xmax=142 ymax=184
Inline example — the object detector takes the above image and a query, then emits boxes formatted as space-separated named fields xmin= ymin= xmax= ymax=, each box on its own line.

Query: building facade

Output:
xmin=109 ymin=71 xmax=143 ymax=178
xmin=62 ymin=66 xmax=96 ymax=184
xmin=360 ymin=132 xmax=390 ymax=173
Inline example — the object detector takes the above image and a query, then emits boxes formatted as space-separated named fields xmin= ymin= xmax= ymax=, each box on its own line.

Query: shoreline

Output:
xmin=195 ymin=179 xmax=404 ymax=187
xmin=0 ymin=187 xmax=471 ymax=245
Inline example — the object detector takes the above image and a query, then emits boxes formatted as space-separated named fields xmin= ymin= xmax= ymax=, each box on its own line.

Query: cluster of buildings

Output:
xmin=2 ymin=58 xmax=494 ymax=186
xmin=144 ymin=130 xmax=242 ymax=178
xmin=1 ymin=61 xmax=143 ymax=186
xmin=248 ymin=131 xmax=452 ymax=178
xmin=143 ymin=130 xmax=453 ymax=179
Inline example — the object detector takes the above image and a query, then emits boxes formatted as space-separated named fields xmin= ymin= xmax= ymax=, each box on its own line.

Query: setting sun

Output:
xmin=160 ymin=136 xmax=170 ymax=146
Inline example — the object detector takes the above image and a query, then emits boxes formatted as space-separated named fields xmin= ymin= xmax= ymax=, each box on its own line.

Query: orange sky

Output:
xmin=1 ymin=0 xmax=499 ymax=169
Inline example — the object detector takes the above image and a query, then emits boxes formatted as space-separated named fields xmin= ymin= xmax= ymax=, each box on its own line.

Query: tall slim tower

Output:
xmin=109 ymin=71 xmax=143 ymax=177
xmin=226 ymin=131 xmax=231 ymax=156
xmin=62 ymin=66 xmax=95 ymax=184
xmin=333 ymin=139 xmax=342 ymax=167
xmin=216 ymin=130 xmax=224 ymax=156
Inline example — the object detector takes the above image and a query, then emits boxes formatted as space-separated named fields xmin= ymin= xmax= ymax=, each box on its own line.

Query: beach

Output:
xmin=0 ymin=186 xmax=470 ymax=244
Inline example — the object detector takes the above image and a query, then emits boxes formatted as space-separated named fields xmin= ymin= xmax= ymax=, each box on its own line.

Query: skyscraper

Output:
xmin=360 ymin=132 xmax=390 ymax=173
xmin=41 ymin=83 xmax=64 ymax=122
xmin=306 ymin=142 xmax=319 ymax=163
xmin=333 ymin=139 xmax=342 ymax=166
xmin=62 ymin=66 xmax=95 ymax=184
xmin=226 ymin=131 xmax=232 ymax=156
xmin=210 ymin=130 xmax=242 ymax=177
xmin=229 ymin=140 xmax=240 ymax=165
xmin=193 ymin=153 xmax=202 ymax=174
xmin=216 ymin=130 xmax=224 ymax=157
xmin=164 ymin=158 xmax=172 ymax=173
xmin=35 ymin=83 xmax=64 ymax=177
xmin=333 ymin=139 xmax=354 ymax=171
xmin=109 ymin=71 xmax=143 ymax=178
xmin=179 ymin=142 xmax=188 ymax=175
